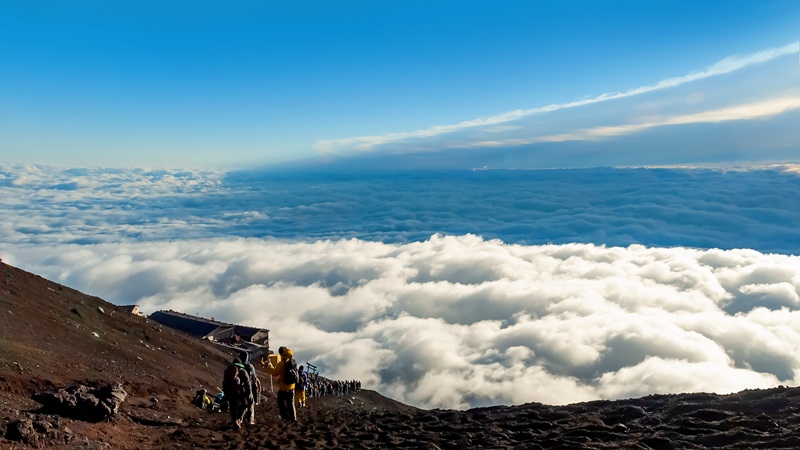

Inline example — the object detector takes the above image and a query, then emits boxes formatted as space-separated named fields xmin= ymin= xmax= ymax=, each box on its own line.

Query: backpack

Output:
xmin=223 ymin=364 xmax=239 ymax=391
xmin=236 ymin=366 xmax=253 ymax=403
xmin=223 ymin=363 xmax=252 ymax=402
xmin=284 ymin=359 xmax=299 ymax=385
xmin=244 ymin=363 xmax=260 ymax=402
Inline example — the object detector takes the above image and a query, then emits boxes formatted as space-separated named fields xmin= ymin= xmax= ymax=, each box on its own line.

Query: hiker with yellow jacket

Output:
xmin=266 ymin=346 xmax=298 ymax=421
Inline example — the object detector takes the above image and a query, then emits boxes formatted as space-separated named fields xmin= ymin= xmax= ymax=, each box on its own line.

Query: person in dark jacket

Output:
xmin=222 ymin=357 xmax=253 ymax=429
xmin=239 ymin=351 xmax=261 ymax=425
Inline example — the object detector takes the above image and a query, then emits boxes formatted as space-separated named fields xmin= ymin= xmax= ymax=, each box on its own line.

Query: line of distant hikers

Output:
xmin=192 ymin=346 xmax=361 ymax=430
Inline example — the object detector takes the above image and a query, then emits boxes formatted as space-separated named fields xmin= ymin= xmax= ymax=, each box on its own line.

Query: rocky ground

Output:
xmin=2 ymin=260 xmax=800 ymax=449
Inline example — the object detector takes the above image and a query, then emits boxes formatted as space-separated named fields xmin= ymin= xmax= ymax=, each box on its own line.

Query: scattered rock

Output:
xmin=4 ymin=413 xmax=75 ymax=448
xmin=613 ymin=423 xmax=629 ymax=433
xmin=127 ymin=412 xmax=183 ymax=427
xmin=78 ymin=440 xmax=113 ymax=450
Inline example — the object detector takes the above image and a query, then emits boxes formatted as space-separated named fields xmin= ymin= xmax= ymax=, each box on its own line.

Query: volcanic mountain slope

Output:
xmin=2 ymin=259 xmax=800 ymax=449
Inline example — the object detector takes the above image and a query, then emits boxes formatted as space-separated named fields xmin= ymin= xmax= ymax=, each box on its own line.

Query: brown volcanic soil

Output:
xmin=3 ymin=260 xmax=800 ymax=449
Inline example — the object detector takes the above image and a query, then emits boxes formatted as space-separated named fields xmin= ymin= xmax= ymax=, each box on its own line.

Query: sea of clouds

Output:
xmin=2 ymin=163 xmax=800 ymax=409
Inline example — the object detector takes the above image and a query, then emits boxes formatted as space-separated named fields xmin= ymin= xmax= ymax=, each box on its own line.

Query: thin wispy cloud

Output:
xmin=314 ymin=42 xmax=800 ymax=156
xmin=486 ymin=95 xmax=800 ymax=147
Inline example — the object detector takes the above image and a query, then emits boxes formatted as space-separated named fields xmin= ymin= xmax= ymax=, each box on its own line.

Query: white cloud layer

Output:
xmin=4 ymin=235 xmax=800 ymax=409
xmin=1 ymin=164 xmax=799 ymax=409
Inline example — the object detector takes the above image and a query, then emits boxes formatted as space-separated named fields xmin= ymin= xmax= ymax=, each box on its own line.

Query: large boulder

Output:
xmin=32 ymin=383 xmax=127 ymax=422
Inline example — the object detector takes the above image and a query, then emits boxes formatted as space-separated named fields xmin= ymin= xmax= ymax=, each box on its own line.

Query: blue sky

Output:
xmin=1 ymin=1 xmax=798 ymax=168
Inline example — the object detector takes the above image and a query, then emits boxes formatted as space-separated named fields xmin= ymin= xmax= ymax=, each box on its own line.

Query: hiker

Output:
xmin=192 ymin=388 xmax=212 ymax=410
xmin=266 ymin=346 xmax=297 ymax=421
xmin=295 ymin=365 xmax=308 ymax=408
xmin=222 ymin=357 xmax=253 ymax=429
xmin=215 ymin=390 xmax=227 ymax=412
xmin=239 ymin=351 xmax=261 ymax=426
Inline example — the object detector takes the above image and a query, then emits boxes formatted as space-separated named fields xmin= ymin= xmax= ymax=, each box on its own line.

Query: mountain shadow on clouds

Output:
xmin=230 ymin=165 xmax=800 ymax=254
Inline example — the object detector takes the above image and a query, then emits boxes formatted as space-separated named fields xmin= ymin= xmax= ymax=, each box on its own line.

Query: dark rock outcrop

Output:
xmin=32 ymin=383 xmax=127 ymax=422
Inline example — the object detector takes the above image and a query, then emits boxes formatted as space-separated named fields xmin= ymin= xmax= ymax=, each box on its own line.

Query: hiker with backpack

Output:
xmin=266 ymin=346 xmax=298 ymax=422
xmin=239 ymin=351 xmax=261 ymax=426
xmin=295 ymin=365 xmax=308 ymax=408
xmin=222 ymin=356 xmax=254 ymax=429
xmin=192 ymin=388 xmax=213 ymax=410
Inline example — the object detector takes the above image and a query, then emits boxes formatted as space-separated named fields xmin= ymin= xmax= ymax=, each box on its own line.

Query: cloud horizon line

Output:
xmin=313 ymin=42 xmax=800 ymax=156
